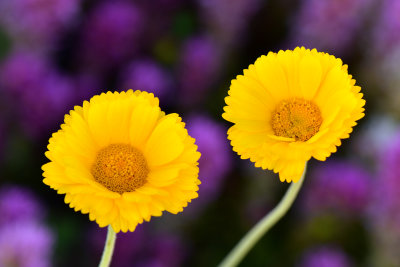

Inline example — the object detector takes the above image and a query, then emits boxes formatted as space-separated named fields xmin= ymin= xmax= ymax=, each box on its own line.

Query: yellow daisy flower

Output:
xmin=42 ymin=90 xmax=200 ymax=233
xmin=222 ymin=47 xmax=365 ymax=183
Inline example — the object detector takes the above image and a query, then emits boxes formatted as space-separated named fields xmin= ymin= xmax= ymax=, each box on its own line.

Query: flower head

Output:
xmin=42 ymin=90 xmax=200 ymax=232
xmin=222 ymin=47 xmax=365 ymax=182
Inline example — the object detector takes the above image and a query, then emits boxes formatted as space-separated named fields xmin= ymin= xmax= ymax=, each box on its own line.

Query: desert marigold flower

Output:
xmin=42 ymin=90 xmax=200 ymax=233
xmin=222 ymin=47 xmax=365 ymax=183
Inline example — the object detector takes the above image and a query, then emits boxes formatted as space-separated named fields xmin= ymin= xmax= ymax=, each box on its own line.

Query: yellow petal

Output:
xmin=129 ymin=103 xmax=161 ymax=149
xmin=145 ymin=116 xmax=184 ymax=167
xmin=299 ymin=54 xmax=322 ymax=99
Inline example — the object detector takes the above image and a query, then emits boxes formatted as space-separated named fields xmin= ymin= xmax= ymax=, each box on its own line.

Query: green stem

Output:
xmin=218 ymin=164 xmax=307 ymax=267
xmin=99 ymin=225 xmax=117 ymax=267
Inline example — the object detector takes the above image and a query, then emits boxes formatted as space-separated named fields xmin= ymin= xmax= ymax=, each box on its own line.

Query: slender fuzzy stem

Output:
xmin=99 ymin=225 xmax=117 ymax=267
xmin=218 ymin=165 xmax=307 ymax=267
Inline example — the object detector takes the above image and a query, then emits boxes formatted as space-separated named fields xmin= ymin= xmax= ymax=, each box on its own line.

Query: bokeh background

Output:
xmin=0 ymin=0 xmax=399 ymax=266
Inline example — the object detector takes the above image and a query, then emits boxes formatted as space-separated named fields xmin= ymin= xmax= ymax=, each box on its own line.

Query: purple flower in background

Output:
xmin=90 ymin=226 xmax=146 ymax=267
xmin=79 ymin=1 xmax=143 ymax=73
xmin=0 ymin=223 xmax=53 ymax=267
xmin=0 ymin=185 xmax=43 ymax=225
xmin=197 ymin=0 xmax=261 ymax=48
xmin=130 ymin=0 xmax=183 ymax=47
xmin=0 ymin=0 xmax=79 ymax=53
xmin=367 ymin=0 xmax=400 ymax=112
xmin=184 ymin=115 xmax=232 ymax=215
xmin=362 ymin=1 xmax=400 ymax=115
xmin=372 ymin=0 xmax=400 ymax=55
xmin=0 ymin=120 xmax=5 ymax=161
xmin=135 ymin=235 xmax=187 ymax=267
xmin=137 ymin=0 xmax=184 ymax=34
xmin=371 ymin=133 xmax=400 ymax=230
xmin=288 ymin=0 xmax=372 ymax=55
xmin=0 ymin=52 xmax=76 ymax=138
xmin=119 ymin=59 xmax=172 ymax=103
xmin=368 ymin=133 xmax=400 ymax=267
xmin=381 ymin=132 xmax=400 ymax=179
xmin=72 ymin=74 xmax=101 ymax=103
xmin=89 ymin=226 xmax=187 ymax=267
xmin=298 ymin=246 xmax=351 ymax=267
xmin=178 ymin=37 xmax=221 ymax=106
xmin=301 ymin=160 xmax=370 ymax=217
xmin=352 ymin=114 xmax=399 ymax=161
xmin=138 ymin=0 xmax=183 ymax=12
xmin=0 ymin=185 xmax=53 ymax=267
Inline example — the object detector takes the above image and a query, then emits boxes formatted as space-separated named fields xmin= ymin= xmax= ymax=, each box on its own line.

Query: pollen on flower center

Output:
xmin=271 ymin=98 xmax=322 ymax=141
xmin=91 ymin=144 xmax=149 ymax=194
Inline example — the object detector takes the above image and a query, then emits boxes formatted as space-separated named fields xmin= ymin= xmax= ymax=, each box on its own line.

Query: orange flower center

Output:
xmin=271 ymin=98 xmax=322 ymax=141
xmin=91 ymin=144 xmax=149 ymax=194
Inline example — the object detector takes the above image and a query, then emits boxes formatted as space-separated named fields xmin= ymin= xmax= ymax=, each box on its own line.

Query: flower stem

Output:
xmin=218 ymin=165 xmax=307 ymax=267
xmin=99 ymin=225 xmax=117 ymax=267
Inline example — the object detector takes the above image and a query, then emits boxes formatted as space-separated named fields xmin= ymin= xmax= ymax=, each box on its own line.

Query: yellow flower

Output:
xmin=42 ymin=90 xmax=200 ymax=233
xmin=222 ymin=47 xmax=365 ymax=183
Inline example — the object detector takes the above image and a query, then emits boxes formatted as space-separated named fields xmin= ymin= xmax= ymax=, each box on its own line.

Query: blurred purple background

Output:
xmin=0 ymin=0 xmax=398 ymax=266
